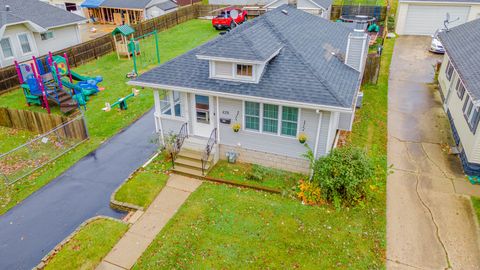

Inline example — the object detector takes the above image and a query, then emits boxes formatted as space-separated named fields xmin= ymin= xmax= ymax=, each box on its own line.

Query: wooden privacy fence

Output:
xmin=0 ymin=4 xmax=206 ymax=95
xmin=0 ymin=108 xmax=88 ymax=140
xmin=362 ymin=53 xmax=381 ymax=85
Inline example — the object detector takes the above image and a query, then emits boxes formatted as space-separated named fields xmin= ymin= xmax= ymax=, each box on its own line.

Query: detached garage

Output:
xmin=396 ymin=0 xmax=480 ymax=35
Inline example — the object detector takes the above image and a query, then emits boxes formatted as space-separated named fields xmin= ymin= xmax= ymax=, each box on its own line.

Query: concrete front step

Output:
xmin=172 ymin=164 xmax=205 ymax=177
xmin=175 ymin=156 xmax=212 ymax=170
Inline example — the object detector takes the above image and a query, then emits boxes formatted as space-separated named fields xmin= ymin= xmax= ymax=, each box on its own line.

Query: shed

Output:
xmin=112 ymin=25 xmax=138 ymax=59
xmin=395 ymin=0 xmax=480 ymax=35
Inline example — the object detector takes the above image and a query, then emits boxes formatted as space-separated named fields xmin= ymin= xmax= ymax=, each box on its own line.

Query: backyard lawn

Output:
xmin=472 ymin=197 xmax=480 ymax=224
xmin=0 ymin=19 xmax=218 ymax=215
xmin=207 ymin=160 xmax=305 ymax=191
xmin=114 ymin=152 xmax=171 ymax=208
xmin=44 ymin=218 xmax=128 ymax=270
xmin=132 ymin=38 xmax=395 ymax=269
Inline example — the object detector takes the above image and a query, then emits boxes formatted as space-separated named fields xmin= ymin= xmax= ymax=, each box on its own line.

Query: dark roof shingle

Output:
xmin=0 ymin=0 xmax=85 ymax=29
xmin=439 ymin=18 xmax=480 ymax=101
xmin=132 ymin=5 xmax=361 ymax=109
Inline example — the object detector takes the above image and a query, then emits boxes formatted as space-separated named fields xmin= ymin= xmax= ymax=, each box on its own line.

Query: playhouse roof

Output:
xmin=112 ymin=25 xmax=135 ymax=36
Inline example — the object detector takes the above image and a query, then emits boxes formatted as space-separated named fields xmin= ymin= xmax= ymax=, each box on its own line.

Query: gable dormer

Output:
xmin=206 ymin=59 xmax=266 ymax=83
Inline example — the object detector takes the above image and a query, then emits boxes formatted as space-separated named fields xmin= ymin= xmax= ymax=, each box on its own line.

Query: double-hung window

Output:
xmin=18 ymin=33 xmax=32 ymax=54
xmin=245 ymin=101 xmax=260 ymax=130
xmin=236 ymin=64 xmax=253 ymax=77
xmin=0 ymin=38 xmax=13 ymax=58
xmin=445 ymin=60 xmax=454 ymax=81
xmin=281 ymin=106 xmax=298 ymax=136
xmin=244 ymin=102 xmax=298 ymax=137
xmin=463 ymin=94 xmax=480 ymax=132
xmin=159 ymin=90 xmax=182 ymax=117
xmin=40 ymin=31 xmax=54 ymax=41
xmin=455 ymin=79 xmax=465 ymax=100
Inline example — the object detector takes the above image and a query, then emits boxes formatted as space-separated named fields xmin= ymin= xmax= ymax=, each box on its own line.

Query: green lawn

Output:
xmin=133 ymin=183 xmax=385 ymax=269
xmin=207 ymin=160 xmax=305 ymax=191
xmin=114 ymin=152 xmax=171 ymax=208
xmin=44 ymin=218 xmax=128 ymax=270
xmin=0 ymin=19 xmax=218 ymax=215
xmin=472 ymin=197 xmax=480 ymax=225
xmin=0 ymin=126 xmax=35 ymax=153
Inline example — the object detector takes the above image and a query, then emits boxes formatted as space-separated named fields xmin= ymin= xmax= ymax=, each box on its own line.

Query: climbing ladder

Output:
xmin=42 ymin=74 xmax=77 ymax=114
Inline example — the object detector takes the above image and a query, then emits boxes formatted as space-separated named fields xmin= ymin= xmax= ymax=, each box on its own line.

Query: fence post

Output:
xmin=80 ymin=109 xmax=90 ymax=139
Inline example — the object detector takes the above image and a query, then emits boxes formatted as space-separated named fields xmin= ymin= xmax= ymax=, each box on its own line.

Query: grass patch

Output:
xmin=472 ymin=197 xmax=480 ymax=225
xmin=0 ymin=126 xmax=35 ymax=153
xmin=207 ymin=160 xmax=305 ymax=191
xmin=44 ymin=218 xmax=128 ymax=270
xmin=0 ymin=19 xmax=217 ymax=215
xmin=114 ymin=152 xmax=171 ymax=208
xmin=133 ymin=183 xmax=384 ymax=269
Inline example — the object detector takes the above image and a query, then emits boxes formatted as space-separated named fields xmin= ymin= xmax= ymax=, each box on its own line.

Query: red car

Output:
xmin=212 ymin=8 xmax=248 ymax=30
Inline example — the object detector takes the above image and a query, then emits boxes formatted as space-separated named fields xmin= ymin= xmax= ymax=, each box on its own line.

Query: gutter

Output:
xmin=127 ymin=80 xmax=355 ymax=113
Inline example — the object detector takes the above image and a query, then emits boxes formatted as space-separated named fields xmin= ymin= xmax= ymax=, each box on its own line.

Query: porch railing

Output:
xmin=201 ymin=128 xmax=217 ymax=175
xmin=171 ymin=122 xmax=188 ymax=168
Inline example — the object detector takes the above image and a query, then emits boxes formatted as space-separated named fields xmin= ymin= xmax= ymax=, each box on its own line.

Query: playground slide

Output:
xmin=70 ymin=70 xmax=102 ymax=84
xmin=62 ymin=79 xmax=98 ymax=97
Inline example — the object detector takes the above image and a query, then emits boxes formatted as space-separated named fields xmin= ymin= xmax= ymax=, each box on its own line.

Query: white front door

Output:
xmin=191 ymin=94 xmax=214 ymax=137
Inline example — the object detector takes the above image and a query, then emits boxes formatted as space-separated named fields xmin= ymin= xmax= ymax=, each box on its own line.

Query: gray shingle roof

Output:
xmin=0 ymin=0 xmax=85 ymax=29
xmin=197 ymin=20 xmax=283 ymax=62
xmin=152 ymin=0 xmax=177 ymax=11
xmin=100 ymin=0 xmax=152 ymax=9
xmin=439 ymin=18 xmax=480 ymax=101
xmin=132 ymin=5 xmax=361 ymax=109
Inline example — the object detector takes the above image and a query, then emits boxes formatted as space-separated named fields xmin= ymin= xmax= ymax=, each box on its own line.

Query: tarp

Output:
xmin=80 ymin=0 xmax=105 ymax=8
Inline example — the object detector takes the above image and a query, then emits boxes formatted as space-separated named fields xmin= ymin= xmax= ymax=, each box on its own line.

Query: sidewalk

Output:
xmin=97 ymin=174 xmax=202 ymax=270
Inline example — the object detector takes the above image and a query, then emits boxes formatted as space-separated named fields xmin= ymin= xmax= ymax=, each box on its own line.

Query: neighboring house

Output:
xmin=81 ymin=0 xmax=178 ymax=25
xmin=396 ymin=0 xmax=480 ymax=35
xmin=0 ymin=0 xmax=85 ymax=67
xmin=265 ymin=0 xmax=332 ymax=18
xmin=129 ymin=5 xmax=369 ymax=174
xmin=208 ymin=0 xmax=273 ymax=5
xmin=40 ymin=0 xmax=87 ymax=17
xmin=438 ymin=18 xmax=480 ymax=175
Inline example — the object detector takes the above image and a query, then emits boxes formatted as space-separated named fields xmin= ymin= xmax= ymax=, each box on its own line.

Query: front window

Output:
xmin=263 ymin=104 xmax=278 ymax=133
xmin=18 ymin=34 xmax=32 ymax=54
xmin=159 ymin=90 xmax=182 ymax=117
xmin=463 ymin=94 xmax=480 ymax=132
xmin=0 ymin=38 xmax=13 ymax=58
xmin=236 ymin=64 xmax=253 ymax=77
xmin=445 ymin=61 xmax=454 ymax=81
xmin=456 ymin=79 xmax=465 ymax=100
xmin=281 ymin=106 xmax=298 ymax=137
xmin=245 ymin=101 xmax=260 ymax=131
xmin=40 ymin=31 xmax=54 ymax=41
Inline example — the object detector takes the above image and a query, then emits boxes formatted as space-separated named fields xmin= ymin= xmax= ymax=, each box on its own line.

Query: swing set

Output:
xmin=128 ymin=30 xmax=160 ymax=77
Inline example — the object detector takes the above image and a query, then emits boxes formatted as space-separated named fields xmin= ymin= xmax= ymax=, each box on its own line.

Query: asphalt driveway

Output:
xmin=387 ymin=36 xmax=480 ymax=269
xmin=0 ymin=109 xmax=157 ymax=269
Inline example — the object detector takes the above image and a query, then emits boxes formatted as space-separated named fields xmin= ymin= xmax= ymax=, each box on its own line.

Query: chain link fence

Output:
xmin=0 ymin=113 xmax=89 ymax=184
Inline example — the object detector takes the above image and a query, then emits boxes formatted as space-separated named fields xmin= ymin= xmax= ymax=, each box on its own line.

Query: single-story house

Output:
xmin=265 ymin=0 xmax=332 ymax=18
xmin=81 ymin=0 xmax=178 ymax=25
xmin=40 ymin=0 xmax=87 ymax=17
xmin=438 ymin=18 xmax=480 ymax=175
xmin=395 ymin=0 xmax=480 ymax=35
xmin=0 ymin=0 xmax=85 ymax=67
xmin=129 ymin=5 xmax=369 ymax=175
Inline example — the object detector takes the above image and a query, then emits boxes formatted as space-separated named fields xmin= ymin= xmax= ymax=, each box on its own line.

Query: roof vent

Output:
xmin=5 ymin=5 xmax=10 ymax=12
xmin=281 ymin=9 xmax=288 ymax=15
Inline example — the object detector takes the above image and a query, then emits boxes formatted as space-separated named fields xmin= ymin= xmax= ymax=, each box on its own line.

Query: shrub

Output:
xmin=312 ymin=146 xmax=374 ymax=207
xmin=297 ymin=180 xmax=323 ymax=205
xmin=246 ymin=164 xmax=267 ymax=182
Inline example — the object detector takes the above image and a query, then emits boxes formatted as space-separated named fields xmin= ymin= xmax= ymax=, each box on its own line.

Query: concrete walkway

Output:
xmin=97 ymin=174 xmax=202 ymax=270
xmin=387 ymin=36 xmax=480 ymax=269
xmin=0 ymin=110 xmax=157 ymax=270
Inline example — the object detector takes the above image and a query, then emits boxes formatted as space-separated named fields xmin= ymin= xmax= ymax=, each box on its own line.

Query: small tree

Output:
xmin=312 ymin=146 xmax=374 ymax=208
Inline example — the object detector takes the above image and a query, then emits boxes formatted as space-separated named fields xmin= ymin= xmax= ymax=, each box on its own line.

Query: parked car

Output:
xmin=212 ymin=8 xmax=248 ymax=30
xmin=430 ymin=29 xmax=445 ymax=54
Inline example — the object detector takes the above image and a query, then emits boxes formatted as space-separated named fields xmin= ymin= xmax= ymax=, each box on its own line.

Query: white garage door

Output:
xmin=404 ymin=5 xmax=470 ymax=35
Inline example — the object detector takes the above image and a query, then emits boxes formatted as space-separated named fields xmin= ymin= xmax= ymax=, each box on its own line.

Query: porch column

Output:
xmin=153 ymin=89 xmax=165 ymax=146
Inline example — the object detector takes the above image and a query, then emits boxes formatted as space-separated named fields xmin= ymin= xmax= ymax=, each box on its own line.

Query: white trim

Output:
xmin=325 ymin=111 xmax=338 ymax=154
xmin=216 ymin=96 xmax=221 ymax=143
xmin=197 ymin=55 xmax=265 ymax=65
xmin=243 ymin=101 xmax=300 ymax=138
xmin=153 ymin=90 xmax=165 ymax=145
xmin=16 ymin=32 xmax=33 ymax=56
xmin=127 ymin=81 xmax=354 ymax=113
xmin=313 ymin=111 xmax=323 ymax=159
xmin=0 ymin=36 xmax=14 ymax=60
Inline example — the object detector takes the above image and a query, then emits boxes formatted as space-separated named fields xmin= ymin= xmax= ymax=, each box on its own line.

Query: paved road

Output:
xmin=0 ymin=109 xmax=157 ymax=270
xmin=387 ymin=36 xmax=480 ymax=269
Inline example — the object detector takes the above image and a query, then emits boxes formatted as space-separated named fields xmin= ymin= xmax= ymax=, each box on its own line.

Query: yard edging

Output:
xmin=33 ymin=215 xmax=127 ymax=270
xmin=203 ymin=175 xmax=282 ymax=194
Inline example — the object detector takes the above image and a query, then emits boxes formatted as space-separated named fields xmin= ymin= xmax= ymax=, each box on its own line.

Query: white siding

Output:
xmin=338 ymin=112 xmax=353 ymax=130
xmin=0 ymin=24 xmax=38 ymax=67
xmin=33 ymin=25 xmax=81 ymax=56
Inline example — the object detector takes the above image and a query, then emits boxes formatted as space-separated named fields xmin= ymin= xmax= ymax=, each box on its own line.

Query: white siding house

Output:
xmin=438 ymin=18 xmax=480 ymax=175
xmin=0 ymin=0 xmax=85 ymax=67
xmin=396 ymin=0 xmax=480 ymax=35
xmin=129 ymin=6 xmax=369 ymax=175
